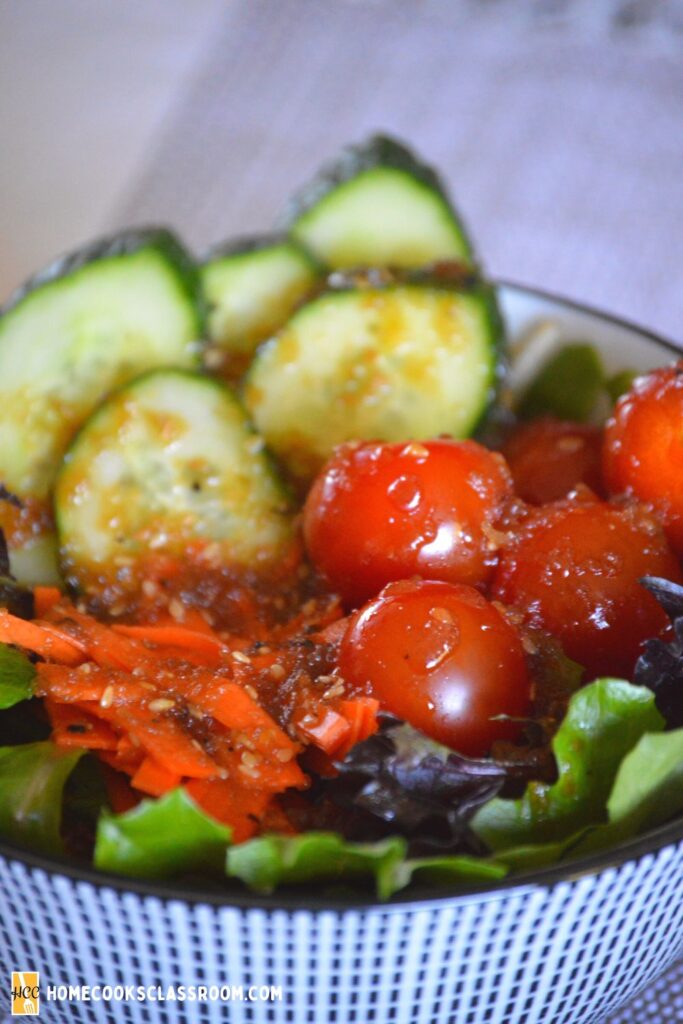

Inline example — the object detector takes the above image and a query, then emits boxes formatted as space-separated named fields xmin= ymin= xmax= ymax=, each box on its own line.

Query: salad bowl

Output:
xmin=0 ymin=280 xmax=681 ymax=1024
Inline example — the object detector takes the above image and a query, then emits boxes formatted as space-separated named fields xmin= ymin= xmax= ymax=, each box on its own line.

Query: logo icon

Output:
xmin=11 ymin=972 xmax=39 ymax=1016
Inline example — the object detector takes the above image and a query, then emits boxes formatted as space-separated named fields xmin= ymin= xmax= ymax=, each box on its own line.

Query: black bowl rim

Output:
xmin=1 ymin=278 xmax=681 ymax=914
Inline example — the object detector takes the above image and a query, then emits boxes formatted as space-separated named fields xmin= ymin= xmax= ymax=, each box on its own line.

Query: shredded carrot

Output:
xmin=336 ymin=698 xmax=380 ymax=758
xmin=185 ymin=778 xmax=272 ymax=844
xmin=101 ymin=765 xmax=140 ymax=815
xmin=36 ymin=664 xmax=113 ymax=703
xmin=131 ymin=756 xmax=182 ymax=797
xmin=191 ymin=678 xmax=306 ymax=789
xmin=98 ymin=703 xmax=220 ymax=780
xmin=296 ymin=707 xmax=352 ymax=756
xmin=16 ymin=592 xmax=364 ymax=844
xmin=33 ymin=587 xmax=63 ymax=618
xmin=46 ymin=699 xmax=119 ymax=751
xmin=0 ymin=610 xmax=84 ymax=664
xmin=112 ymin=624 xmax=226 ymax=662
xmin=47 ymin=608 xmax=142 ymax=670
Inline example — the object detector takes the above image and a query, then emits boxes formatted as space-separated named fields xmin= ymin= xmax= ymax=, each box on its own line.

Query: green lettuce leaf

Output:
xmin=393 ymin=853 xmax=507 ymax=893
xmin=518 ymin=343 xmax=606 ymax=422
xmin=0 ymin=741 xmax=84 ymax=854
xmin=472 ymin=679 xmax=664 ymax=852
xmin=605 ymin=369 xmax=637 ymax=403
xmin=226 ymin=832 xmax=507 ymax=899
xmin=94 ymin=788 xmax=231 ymax=879
xmin=227 ymin=832 xmax=407 ymax=899
xmin=574 ymin=726 xmax=683 ymax=856
xmin=0 ymin=643 xmax=35 ymax=709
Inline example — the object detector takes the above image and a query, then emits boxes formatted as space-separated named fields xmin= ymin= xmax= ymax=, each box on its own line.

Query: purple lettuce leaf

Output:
xmin=327 ymin=718 xmax=512 ymax=855
xmin=634 ymin=576 xmax=683 ymax=728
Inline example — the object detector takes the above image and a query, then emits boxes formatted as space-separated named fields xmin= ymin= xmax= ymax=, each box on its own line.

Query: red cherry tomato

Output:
xmin=492 ymin=499 xmax=681 ymax=680
xmin=339 ymin=579 xmax=532 ymax=756
xmin=503 ymin=415 xmax=604 ymax=505
xmin=603 ymin=363 xmax=683 ymax=556
xmin=303 ymin=439 xmax=514 ymax=608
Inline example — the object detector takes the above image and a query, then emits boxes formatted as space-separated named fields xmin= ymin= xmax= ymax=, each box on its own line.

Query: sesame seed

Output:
xmin=169 ymin=599 xmax=186 ymax=623
xmin=203 ymin=346 xmax=224 ymax=370
xmin=557 ymin=436 xmax=583 ymax=453
xmin=402 ymin=441 xmax=429 ymax=458
xmin=142 ymin=580 xmax=159 ymax=599
xmin=231 ymin=650 xmax=251 ymax=664
xmin=100 ymin=686 xmax=115 ymax=709
xmin=323 ymin=681 xmax=345 ymax=700
xmin=201 ymin=542 xmax=222 ymax=568
xmin=275 ymin=748 xmax=295 ymax=763
xmin=430 ymin=606 xmax=453 ymax=624
xmin=244 ymin=685 xmax=259 ymax=701
xmin=191 ymin=739 xmax=204 ymax=752
xmin=269 ymin=663 xmax=286 ymax=681
xmin=148 ymin=698 xmax=176 ymax=713
xmin=79 ymin=663 xmax=92 ymax=675
xmin=113 ymin=555 xmax=134 ymax=568
xmin=257 ymin=644 xmax=272 ymax=655
xmin=238 ymin=764 xmax=260 ymax=779
xmin=241 ymin=751 xmax=261 ymax=769
xmin=132 ymin=666 xmax=145 ymax=677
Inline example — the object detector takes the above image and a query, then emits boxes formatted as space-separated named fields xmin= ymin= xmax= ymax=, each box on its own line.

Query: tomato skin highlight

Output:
xmin=339 ymin=579 xmax=532 ymax=757
xmin=492 ymin=499 xmax=682 ymax=680
xmin=503 ymin=416 xmax=604 ymax=505
xmin=303 ymin=439 xmax=514 ymax=609
xmin=603 ymin=363 xmax=683 ymax=556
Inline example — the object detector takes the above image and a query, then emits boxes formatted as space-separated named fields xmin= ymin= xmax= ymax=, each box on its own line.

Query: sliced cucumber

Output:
xmin=0 ymin=228 xmax=203 ymax=503
xmin=201 ymin=234 xmax=320 ymax=375
xmin=282 ymin=135 xmax=474 ymax=270
xmin=56 ymin=370 xmax=293 ymax=592
xmin=245 ymin=276 xmax=501 ymax=481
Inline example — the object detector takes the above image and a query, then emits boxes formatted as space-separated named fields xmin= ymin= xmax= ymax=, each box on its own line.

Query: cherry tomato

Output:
xmin=492 ymin=498 xmax=681 ymax=680
xmin=603 ymin=363 xmax=683 ymax=556
xmin=303 ymin=439 xmax=514 ymax=608
xmin=503 ymin=415 xmax=604 ymax=505
xmin=339 ymin=579 xmax=532 ymax=756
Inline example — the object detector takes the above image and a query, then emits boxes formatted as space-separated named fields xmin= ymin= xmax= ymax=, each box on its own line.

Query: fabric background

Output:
xmin=117 ymin=0 xmax=683 ymax=345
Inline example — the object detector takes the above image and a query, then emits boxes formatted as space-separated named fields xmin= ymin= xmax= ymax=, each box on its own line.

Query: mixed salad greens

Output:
xmin=0 ymin=135 xmax=682 ymax=899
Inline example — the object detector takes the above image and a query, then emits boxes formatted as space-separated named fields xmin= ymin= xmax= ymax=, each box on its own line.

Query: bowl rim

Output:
xmin=1 ymin=278 xmax=681 ymax=914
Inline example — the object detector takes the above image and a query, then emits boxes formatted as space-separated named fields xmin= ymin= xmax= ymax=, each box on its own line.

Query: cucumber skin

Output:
xmin=280 ymin=134 xmax=476 ymax=266
xmin=202 ymin=231 xmax=320 ymax=271
xmin=1 ymin=226 xmax=206 ymax=337
xmin=245 ymin=274 xmax=505 ymax=478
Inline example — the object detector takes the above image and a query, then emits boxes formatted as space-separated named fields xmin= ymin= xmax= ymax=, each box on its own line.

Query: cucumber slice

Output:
xmin=245 ymin=276 xmax=501 ymax=481
xmin=0 ymin=228 xmax=203 ymax=503
xmin=201 ymin=234 xmax=320 ymax=375
xmin=282 ymin=135 xmax=473 ymax=270
xmin=56 ymin=370 xmax=293 ymax=593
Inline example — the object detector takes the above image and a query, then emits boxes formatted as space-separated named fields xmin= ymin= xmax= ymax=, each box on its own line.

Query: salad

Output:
xmin=0 ymin=135 xmax=682 ymax=899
